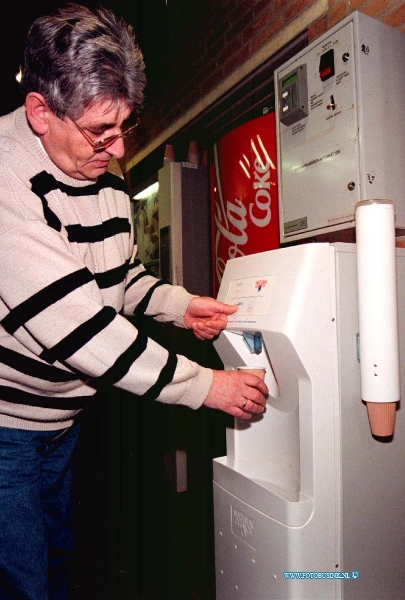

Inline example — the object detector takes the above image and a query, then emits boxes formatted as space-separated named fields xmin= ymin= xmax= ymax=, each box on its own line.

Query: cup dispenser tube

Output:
xmin=355 ymin=199 xmax=400 ymax=436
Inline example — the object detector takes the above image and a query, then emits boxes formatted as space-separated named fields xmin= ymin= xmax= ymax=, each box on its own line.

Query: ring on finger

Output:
xmin=242 ymin=400 xmax=247 ymax=409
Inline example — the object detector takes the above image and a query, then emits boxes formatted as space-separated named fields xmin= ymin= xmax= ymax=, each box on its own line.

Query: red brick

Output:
xmin=330 ymin=2 xmax=349 ymax=27
xmin=384 ymin=4 xmax=405 ymax=27
xmin=357 ymin=0 xmax=395 ymax=18
xmin=308 ymin=15 xmax=329 ymax=43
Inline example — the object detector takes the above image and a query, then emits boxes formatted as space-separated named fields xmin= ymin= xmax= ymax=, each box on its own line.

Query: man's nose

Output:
xmin=106 ymin=136 xmax=125 ymax=159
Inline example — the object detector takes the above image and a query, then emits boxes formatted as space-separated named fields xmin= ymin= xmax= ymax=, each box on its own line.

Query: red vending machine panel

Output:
xmin=210 ymin=112 xmax=280 ymax=296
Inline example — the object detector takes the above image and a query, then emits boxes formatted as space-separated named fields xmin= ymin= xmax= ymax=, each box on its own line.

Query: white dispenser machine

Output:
xmin=212 ymin=11 xmax=405 ymax=599
xmin=213 ymin=243 xmax=405 ymax=599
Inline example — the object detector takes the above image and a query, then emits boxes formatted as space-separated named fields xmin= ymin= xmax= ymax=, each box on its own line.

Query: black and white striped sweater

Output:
xmin=0 ymin=107 xmax=212 ymax=431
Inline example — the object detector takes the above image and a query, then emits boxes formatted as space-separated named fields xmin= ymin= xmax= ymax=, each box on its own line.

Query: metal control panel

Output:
xmin=275 ymin=11 xmax=405 ymax=242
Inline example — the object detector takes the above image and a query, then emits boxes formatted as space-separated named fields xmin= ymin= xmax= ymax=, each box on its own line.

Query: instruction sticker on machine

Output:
xmin=225 ymin=275 xmax=275 ymax=324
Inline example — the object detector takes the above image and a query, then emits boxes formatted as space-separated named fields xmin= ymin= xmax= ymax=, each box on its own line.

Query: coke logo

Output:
xmin=211 ymin=114 xmax=279 ymax=294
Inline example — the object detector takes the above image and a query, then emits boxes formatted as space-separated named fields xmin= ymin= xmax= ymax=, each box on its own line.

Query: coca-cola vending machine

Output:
xmin=210 ymin=112 xmax=280 ymax=296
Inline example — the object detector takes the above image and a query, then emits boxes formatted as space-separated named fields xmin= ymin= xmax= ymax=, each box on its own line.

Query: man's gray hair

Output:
xmin=20 ymin=2 xmax=146 ymax=120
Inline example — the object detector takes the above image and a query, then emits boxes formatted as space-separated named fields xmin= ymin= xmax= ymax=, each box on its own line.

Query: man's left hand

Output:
xmin=184 ymin=296 xmax=237 ymax=340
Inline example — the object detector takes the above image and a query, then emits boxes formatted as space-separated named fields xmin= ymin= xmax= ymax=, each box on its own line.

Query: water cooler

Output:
xmin=212 ymin=11 xmax=405 ymax=600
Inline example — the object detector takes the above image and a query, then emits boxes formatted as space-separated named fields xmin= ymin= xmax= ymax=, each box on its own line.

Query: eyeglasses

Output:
xmin=72 ymin=119 xmax=139 ymax=152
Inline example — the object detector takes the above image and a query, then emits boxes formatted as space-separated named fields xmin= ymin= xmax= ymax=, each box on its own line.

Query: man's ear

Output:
xmin=25 ymin=92 xmax=51 ymax=135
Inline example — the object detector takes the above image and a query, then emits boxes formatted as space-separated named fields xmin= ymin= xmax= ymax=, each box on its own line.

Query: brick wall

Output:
xmin=122 ymin=0 xmax=405 ymax=176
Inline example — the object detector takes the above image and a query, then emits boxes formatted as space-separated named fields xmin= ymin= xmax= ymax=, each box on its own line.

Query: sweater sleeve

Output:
xmin=122 ymin=256 xmax=196 ymax=328
xmin=0 ymin=158 xmax=213 ymax=410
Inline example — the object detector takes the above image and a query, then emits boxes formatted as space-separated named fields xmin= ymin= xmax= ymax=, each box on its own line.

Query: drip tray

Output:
xmin=213 ymin=456 xmax=313 ymax=527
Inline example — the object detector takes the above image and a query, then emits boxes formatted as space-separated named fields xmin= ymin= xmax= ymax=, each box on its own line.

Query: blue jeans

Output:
xmin=0 ymin=423 xmax=81 ymax=600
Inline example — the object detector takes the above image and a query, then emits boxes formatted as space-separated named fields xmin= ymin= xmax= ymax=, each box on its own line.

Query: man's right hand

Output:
xmin=203 ymin=369 xmax=268 ymax=420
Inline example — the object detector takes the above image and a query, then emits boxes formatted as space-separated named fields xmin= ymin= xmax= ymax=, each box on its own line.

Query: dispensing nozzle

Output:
xmin=243 ymin=331 xmax=263 ymax=354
